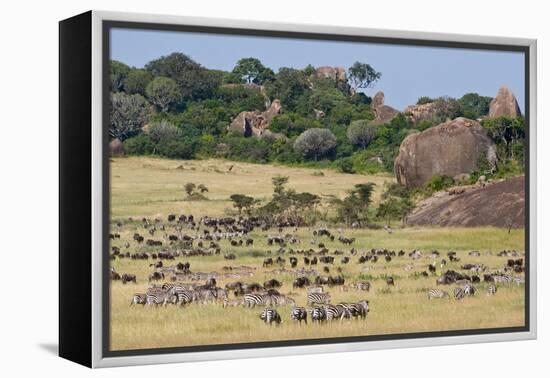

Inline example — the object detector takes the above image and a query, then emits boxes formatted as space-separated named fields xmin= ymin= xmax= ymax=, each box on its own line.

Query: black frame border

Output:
xmin=101 ymin=19 xmax=531 ymax=359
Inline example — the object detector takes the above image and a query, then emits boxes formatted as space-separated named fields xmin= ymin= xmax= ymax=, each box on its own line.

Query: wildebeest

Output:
xmin=386 ymin=277 xmax=395 ymax=286
xmin=264 ymin=279 xmax=282 ymax=290
xmin=292 ymin=276 xmax=310 ymax=289
xmin=121 ymin=273 xmax=137 ymax=284
xmin=148 ymin=271 xmax=164 ymax=282
xmin=263 ymin=258 xmax=273 ymax=267
xmin=289 ymin=257 xmax=298 ymax=268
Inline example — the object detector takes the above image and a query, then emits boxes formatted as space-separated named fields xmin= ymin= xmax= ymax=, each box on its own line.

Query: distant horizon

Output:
xmin=110 ymin=28 xmax=525 ymax=111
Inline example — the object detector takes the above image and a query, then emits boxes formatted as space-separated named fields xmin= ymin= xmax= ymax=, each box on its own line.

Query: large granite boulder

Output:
xmin=370 ymin=91 xmax=399 ymax=125
xmin=394 ymin=117 xmax=497 ymax=188
xmin=489 ymin=86 xmax=521 ymax=118
xmin=315 ymin=66 xmax=347 ymax=81
xmin=227 ymin=100 xmax=284 ymax=139
xmin=406 ymin=176 xmax=525 ymax=228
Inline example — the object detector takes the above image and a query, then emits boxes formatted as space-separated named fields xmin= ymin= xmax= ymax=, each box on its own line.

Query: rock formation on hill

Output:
xmin=315 ymin=66 xmax=347 ymax=81
xmin=370 ymin=91 xmax=399 ymax=125
xmin=406 ymin=175 xmax=525 ymax=228
xmin=403 ymin=102 xmax=438 ymax=123
xmin=489 ymin=86 xmax=521 ymax=118
xmin=227 ymin=99 xmax=284 ymax=139
xmin=394 ymin=117 xmax=497 ymax=188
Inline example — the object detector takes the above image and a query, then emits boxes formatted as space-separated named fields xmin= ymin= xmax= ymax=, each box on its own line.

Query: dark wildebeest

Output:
xmin=148 ymin=271 xmax=164 ymax=282
xmin=122 ymin=274 xmax=137 ymax=284
xmin=386 ymin=276 xmax=395 ymax=286
xmin=292 ymin=276 xmax=310 ymax=289
xmin=264 ymin=279 xmax=283 ymax=290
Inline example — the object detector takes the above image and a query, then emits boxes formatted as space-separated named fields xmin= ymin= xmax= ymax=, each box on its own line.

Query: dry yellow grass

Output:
xmin=109 ymin=157 xmax=525 ymax=351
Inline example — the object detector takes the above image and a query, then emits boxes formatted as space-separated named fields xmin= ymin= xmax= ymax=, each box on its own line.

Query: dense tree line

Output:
xmin=110 ymin=52 xmax=525 ymax=180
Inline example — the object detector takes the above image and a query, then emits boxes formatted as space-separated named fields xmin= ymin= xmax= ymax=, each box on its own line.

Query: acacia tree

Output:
xmin=332 ymin=183 xmax=375 ymax=226
xmin=145 ymin=77 xmax=181 ymax=112
xmin=109 ymin=92 xmax=150 ymax=141
xmin=347 ymin=61 xmax=382 ymax=92
xmin=229 ymin=194 xmax=257 ymax=215
xmin=293 ymin=128 xmax=337 ymax=161
xmin=232 ymin=58 xmax=274 ymax=84
xmin=347 ymin=119 xmax=376 ymax=149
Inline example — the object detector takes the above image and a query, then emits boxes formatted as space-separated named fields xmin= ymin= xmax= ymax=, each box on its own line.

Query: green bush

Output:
xmin=123 ymin=134 xmax=155 ymax=155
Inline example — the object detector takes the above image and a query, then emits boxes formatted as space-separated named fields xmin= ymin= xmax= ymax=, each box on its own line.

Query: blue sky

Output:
xmin=111 ymin=28 xmax=525 ymax=111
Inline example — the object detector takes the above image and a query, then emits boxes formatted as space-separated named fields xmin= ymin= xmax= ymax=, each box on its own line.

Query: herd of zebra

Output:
xmin=111 ymin=214 xmax=525 ymax=331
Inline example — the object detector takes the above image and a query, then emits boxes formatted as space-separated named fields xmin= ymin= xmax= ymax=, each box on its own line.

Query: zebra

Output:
xmin=260 ymin=307 xmax=282 ymax=325
xmin=492 ymin=275 xmax=524 ymax=285
xmin=323 ymin=304 xmax=352 ymax=321
xmin=174 ymin=290 xmax=197 ymax=305
xmin=290 ymin=307 xmax=308 ymax=324
xmin=486 ymin=283 xmax=497 ymax=296
xmin=194 ymin=288 xmax=218 ymax=304
xmin=307 ymin=292 xmax=331 ymax=306
xmin=339 ymin=301 xmax=369 ymax=319
xmin=454 ymin=284 xmax=476 ymax=300
xmin=243 ymin=293 xmax=273 ymax=308
xmin=309 ymin=306 xmax=327 ymax=323
xmin=272 ymin=295 xmax=296 ymax=306
xmin=131 ymin=293 xmax=147 ymax=305
xmin=307 ymin=286 xmax=324 ymax=294
xmin=146 ymin=290 xmax=177 ymax=306
xmin=427 ymin=288 xmax=450 ymax=300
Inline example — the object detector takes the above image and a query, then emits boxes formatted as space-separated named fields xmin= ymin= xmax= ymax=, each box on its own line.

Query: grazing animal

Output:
xmin=427 ymin=288 xmax=450 ymax=299
xmin=307 ymin=292 xmax=331 ymax=306
xmin=243 ymin=293 xmax=273 ymax=308
xmin=486 ymin=283 xmax=497 ymax=296
xmin=263 ymin=258 xmax=274 ymax=267
xmin=146 ymin=290 xmax=176 ymax=306
xmin=323 ymin=304 xmax=352 ymax=321
xmin=309 ymin=306 xmax=327 ymax=322
xmin=264 ymin=279 xmax=283 ymax=290
xmin=130 ymin=293 xmax=147 ymax=305
xmin=454 ymin=284 xmax=476 ymax=300
xmin=121 ymin=273 xmax=137 ymax=284
xmin=260 ymin=308 xmax=282 ymax=325
xmin=290 ymin=307 xmax=308 ymax=324
xmin=386 ymin=277 xmax=395 ymax=286
xmin=293 ymin=276 xmax=310 ymax=289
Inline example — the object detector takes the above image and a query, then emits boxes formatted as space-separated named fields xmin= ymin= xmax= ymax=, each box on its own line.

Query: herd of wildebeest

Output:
xmin=110 ymin=214 xmax=525 ymax=325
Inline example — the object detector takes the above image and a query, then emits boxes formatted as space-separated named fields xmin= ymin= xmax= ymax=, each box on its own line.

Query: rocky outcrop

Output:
xmin=315 ymin=66 xmax=347 ymax=81
xmin=370 ymin=91 xmax=399 ymax=125
xmin=489 ymin=86 xmax=521 ymax=118
xmin=109 ymin=138 xmax=124 ymax=156
xmin=227 ymin=100 xmax=284 ymax=139
xmin=404 ymin=102 xmax=438 ymax=123
xmin=406 ymin=176 xmax=525 ymax=228
xmin=394 ymin=117 xmax=497 ymax=188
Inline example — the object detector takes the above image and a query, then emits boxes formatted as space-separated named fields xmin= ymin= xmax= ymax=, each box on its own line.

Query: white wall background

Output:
xmin=0 ymin=0 xmax=546 ymax=376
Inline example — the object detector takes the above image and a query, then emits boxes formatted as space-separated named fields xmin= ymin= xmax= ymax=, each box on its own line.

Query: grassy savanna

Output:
xmin=110 ymin=156 xmax=393 ymax=218
xmin=109 ymin=157 xmax=525 ymax=351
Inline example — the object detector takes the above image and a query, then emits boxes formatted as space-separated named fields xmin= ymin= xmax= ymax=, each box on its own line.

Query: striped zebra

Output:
xmin=427 ymin=288 xmax=450 ymax=300
xmin=492 ymin=275 xmax=524 ymax=285
xmin=290 ymin=307 xmax=308 ymax=324
xmin=339 ymin=301 xmax=369 ymax=319
xmin=309 ymin=306 xmax=327 ymax=322
xmin=307 ymin=286 xmax=324 ymax=294
xmin=454 ymin=284 xmax=476 ymax=300
xmin=271 ymin=294 xmax=296 ymax=306
xmin=174 ymin=290 xmax=197 ymax=305
xmin=323 ymin=304 xmax=352 ymax=321
xmin=131 ymin=293 xmax=147 ymax=305
xmin=194 ymin=288 xmax=218 ymax=304
xmin=486 ymin=283 xmax=497 ymax=296
xmin=260 ymin=308 xmax=282 ymax=325
xmin=146 ymin=289 xmax=177 ymax=306
xmin=243 ymin=293 xmax=273 ymax=308
xmin=307 ymin=292 xmax=331 ymax=306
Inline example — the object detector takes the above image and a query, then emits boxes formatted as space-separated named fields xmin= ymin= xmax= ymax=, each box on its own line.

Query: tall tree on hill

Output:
xmin=348 ymin=62 xmax=382 ymax=92
xmin=109 ymin=92 xmax=150 ymax=141
xmin=232 ymin=57 xmax=275 ymax=85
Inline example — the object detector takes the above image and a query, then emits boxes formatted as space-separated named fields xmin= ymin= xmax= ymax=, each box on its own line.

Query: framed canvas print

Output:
xmin=59 ymin=10 xmax=537 ymax=368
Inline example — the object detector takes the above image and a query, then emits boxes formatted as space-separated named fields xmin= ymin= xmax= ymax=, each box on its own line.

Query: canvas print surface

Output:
xmin=107 ymin=26 xmax=527 ymax=352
